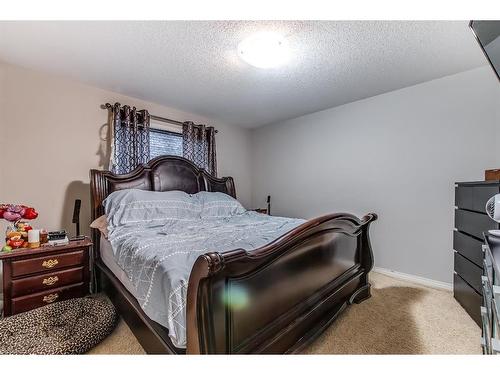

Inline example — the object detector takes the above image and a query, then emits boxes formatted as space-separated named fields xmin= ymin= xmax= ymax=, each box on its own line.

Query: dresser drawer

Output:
xmin=11 ymin=283 xmax=85 ymax=315
xmin=10 ymin=266 xmax=84 ymax=297
xmin=455 ymin=209 xmax=497 ymax=239
xmin=453 ymin=231 xmax=484 ymax=267
xmin=455 ymin=185 xmax=500 ymax=212
xmin=11 ymin=250 xmax=85 ymax=278
xmin=454 ymin=273 xmax=482 ymax=326
xmin=454 ymin=251 xmax=483 ymax=294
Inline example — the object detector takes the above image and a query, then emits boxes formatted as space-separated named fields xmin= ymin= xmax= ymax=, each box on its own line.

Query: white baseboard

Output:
xmin=372 ymin=267 xmax=452 ymax=291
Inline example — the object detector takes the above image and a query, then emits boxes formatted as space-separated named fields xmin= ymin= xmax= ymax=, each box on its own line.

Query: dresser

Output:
xmin=454 ymin=181 xmax=500 ymax=326
xmin=0 ymin=238 xmax=91 ymax=316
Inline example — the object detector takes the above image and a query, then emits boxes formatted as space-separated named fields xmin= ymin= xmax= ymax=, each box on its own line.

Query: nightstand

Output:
xmin=0 ymin=238 xmax=92 ymax=317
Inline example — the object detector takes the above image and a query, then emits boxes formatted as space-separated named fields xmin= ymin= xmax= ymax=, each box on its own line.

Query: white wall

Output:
xmin=251 ymin=66 xmax=500 ymax=284
xmin=0 ymin=62 xmax=253 ymax=239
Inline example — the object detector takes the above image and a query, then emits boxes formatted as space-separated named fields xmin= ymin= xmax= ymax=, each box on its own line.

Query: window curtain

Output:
xmin=182 ymin=121 xmax=217 ymax=176
xmin=107 ymin=102 xmax=151 ymax=174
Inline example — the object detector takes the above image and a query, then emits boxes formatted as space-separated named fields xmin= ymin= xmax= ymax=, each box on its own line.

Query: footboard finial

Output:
xmin=204 ymin=252 xmax=225 ymax=275
xmin=363 ymin=212 xmax=378 ymax=223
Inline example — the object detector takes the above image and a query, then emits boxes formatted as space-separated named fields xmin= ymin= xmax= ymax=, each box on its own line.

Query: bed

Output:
xmin=90 ymin=155 xmax=377 ymax=354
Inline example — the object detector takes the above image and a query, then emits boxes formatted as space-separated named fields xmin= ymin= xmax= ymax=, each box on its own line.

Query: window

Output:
xmin=149 ymin=128 xmax=183 ymax=159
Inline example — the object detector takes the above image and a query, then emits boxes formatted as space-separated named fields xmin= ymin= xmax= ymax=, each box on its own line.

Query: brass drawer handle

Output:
xmin=42 ymin=259 xmax=59 ymax=268
xmin=42 ymin=276 xmax=59 ymax=286
xmin=42 ymin=293 xmax=59 ymax=303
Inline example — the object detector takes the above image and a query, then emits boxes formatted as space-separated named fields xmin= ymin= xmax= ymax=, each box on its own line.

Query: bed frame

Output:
xmin=90 ymin=155 xmax=377 ymax=354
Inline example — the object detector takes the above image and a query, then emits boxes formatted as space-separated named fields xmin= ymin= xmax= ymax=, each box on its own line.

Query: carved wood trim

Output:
xmin=186 ymin=212 xmax=377 ymax=354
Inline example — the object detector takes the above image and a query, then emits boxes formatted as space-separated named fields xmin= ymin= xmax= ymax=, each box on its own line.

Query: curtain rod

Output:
xmin=151 ymin=115 xmax=218 ymax=133
xmin=150 ymin=114 xmax=184 ymax=126
xmin=101 ymin=104 xmax=218 ymax=133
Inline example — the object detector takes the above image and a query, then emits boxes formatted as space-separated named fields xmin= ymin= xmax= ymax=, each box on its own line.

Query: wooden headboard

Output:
xmin=89 ymin=156 xmax=236 ymax=254
xmin=90 ymin=155 xmax=236 ymax=221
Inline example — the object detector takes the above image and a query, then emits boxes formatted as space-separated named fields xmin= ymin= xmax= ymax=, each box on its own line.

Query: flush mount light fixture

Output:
xmin=237 ymin=32 xmax=290 ymax=69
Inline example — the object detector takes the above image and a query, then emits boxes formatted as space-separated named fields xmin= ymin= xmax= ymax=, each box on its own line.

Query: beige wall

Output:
xmin=0 ymin=62 xmax=253 ymax=238
xmin=0 ymin=63 xmax=6 ymax=201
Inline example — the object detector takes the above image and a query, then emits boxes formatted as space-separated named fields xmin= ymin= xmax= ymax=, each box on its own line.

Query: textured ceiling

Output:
xmin=0 ymin=21 xmax=487 ymax=128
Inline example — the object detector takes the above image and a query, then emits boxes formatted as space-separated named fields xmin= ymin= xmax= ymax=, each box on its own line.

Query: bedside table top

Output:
xmin=0 ymin=238 xmax=92 ymax=260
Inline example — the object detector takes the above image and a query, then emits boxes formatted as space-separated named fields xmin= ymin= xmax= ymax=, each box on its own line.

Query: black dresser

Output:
xmin=454 ymin=181 xmax=500 ymax=325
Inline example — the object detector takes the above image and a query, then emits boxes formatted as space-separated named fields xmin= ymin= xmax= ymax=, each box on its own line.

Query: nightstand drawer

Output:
xmin=11 ymin=283 xmax=85 ymax=315
xmin=11 ymin=250 xmax=85 ymax=277
xmin=11 ymin=267 xmax=84 ymax=297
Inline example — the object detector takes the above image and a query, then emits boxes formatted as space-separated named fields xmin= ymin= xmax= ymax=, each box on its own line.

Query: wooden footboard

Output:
xmin=186 ymin=212 xmax=377 ymax=354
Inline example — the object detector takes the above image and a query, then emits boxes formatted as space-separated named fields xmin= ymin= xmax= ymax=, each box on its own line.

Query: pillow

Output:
xmin=90 ymin=215 xmax=109 ymax=238
xmin=195 ymin=191 xmax=246 ymax=219
xmin=103 ymin=189 xmax=201 ymax=227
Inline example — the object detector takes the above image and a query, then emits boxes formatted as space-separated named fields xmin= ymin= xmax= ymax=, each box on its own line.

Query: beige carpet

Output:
xmin=89 ymin=272 xmax=481 ymax=355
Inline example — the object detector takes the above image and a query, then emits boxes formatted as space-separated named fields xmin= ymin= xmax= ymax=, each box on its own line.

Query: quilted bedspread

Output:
xmin=107 ymin=211 xmax=305 ymax=348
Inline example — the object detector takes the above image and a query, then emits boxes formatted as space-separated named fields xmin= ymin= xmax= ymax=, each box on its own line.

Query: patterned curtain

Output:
xmin=182 ymin=121 xmax=217 ymax=176
xmin=107 ymin=102 xmax=150 ymax=174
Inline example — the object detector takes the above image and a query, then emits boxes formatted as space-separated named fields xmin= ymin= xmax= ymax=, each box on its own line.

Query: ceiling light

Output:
xmin=237 ymin=32 xmax=290 ymax=69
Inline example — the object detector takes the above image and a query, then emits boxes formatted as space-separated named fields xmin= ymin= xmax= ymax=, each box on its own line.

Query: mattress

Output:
xmin=100 ymin=236 xmax=137 ymax=300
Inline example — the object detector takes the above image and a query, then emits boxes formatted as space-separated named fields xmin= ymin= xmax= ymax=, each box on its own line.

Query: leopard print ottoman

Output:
xmin=0 ymin=295 xmax=117 ymax=354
